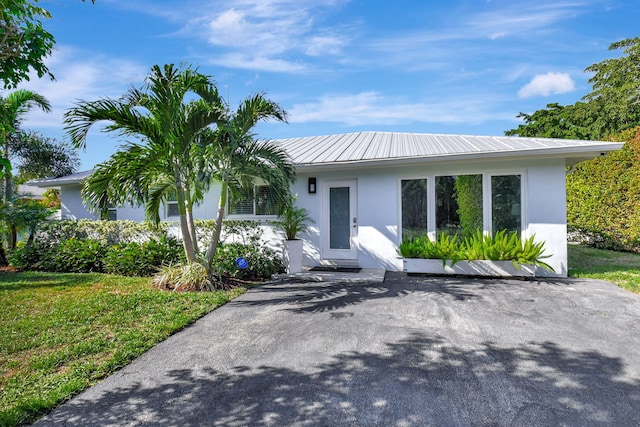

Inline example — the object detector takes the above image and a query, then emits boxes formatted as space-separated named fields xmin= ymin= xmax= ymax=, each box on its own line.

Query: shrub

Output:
xmin=153 ymin=262 xmax=214 ymax=292
xmin=103 ymin=236 xmax=184 ymax=277
xmin=212 ymin=242 xmax=284 ymax=281
xmin=566 ymin=127 xmax=640 ymax=253
xmin=399 ymin=230 xmax=553 ymax=271
xmin=51 ymin=238 xmax=106 ymax=273
xmin=7 ymin=243 xmax=51 ymax=270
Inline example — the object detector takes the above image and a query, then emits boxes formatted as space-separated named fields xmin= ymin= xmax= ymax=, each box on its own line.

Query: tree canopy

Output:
xmin=9 ymin=131 xmax=79 ymax=183
xmin=64 ymin=64 xmax=294 ymax=273
xmin=1 ymin=0 xmax=94 ymax=89
xmin=506 ymin=38 xmax=640 ymax=140
xmin=566 ymin=127 xmax=640 ymax=252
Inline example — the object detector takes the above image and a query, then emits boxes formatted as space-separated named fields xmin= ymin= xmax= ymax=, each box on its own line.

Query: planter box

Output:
xmin=402 ymin=258 xmax=535 ymax=278
xmin=283 ymin=239 xmax=304 ymax=274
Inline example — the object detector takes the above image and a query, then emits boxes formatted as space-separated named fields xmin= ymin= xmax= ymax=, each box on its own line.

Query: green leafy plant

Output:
xmin=271 ymin=202 xmax=315 ymax=240
xmin=399 ymin=230 xmax=554 ymax=271
xmin=103 ymin=237 xmax=184 ymax=277
xmin=153 ymin=262 xmax=214 ymax=292
xmin=211 ymin=242 xmax=284 ymax=280
xmin=52 ymin=238 xmax=106 ymax=273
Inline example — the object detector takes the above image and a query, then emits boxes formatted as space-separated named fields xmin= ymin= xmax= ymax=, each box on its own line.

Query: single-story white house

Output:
xmin=31 ymin=132 xmax=623 ymax=277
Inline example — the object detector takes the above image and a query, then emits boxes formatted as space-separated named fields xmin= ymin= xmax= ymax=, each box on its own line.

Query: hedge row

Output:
xmin=10 ymin=219 xmax=284 ymax=279
xmin=566 ymin=128 xmax=640 ymax=253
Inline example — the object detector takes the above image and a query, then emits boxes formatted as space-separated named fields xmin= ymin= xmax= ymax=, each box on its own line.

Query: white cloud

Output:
xmin=208 ymin=53 xmax=308 ymax=73
xmin=305 ymin=35 xmax=346 ymax=56
xmin=178 ymin=0 xmax=352 ymax=72
xmin=17 ymin=47 xmax=147 ymax=130
xmin=517 ymin=72 xmax=575 ymax=98
xmin=289 ymin=91 xmax=510 ymax=126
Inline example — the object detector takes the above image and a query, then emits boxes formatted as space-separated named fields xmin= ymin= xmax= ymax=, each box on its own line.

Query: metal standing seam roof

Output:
xmin=29 ymin=132 xmax=624 ymax=187
xmin=29 ymin=169 xmax=95 ymax=187
xmin=272 ymin=131 xmax=623 ymax=167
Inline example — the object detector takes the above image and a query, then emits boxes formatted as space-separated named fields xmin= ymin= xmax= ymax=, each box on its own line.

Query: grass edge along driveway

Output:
xmin=568 ymin=244 xmax=640 ymax=294
xmin=0 ymin=271 xmax=247 ymax=427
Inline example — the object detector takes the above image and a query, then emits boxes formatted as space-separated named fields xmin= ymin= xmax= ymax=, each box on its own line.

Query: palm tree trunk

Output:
xmin=2 ymin=135 xmax=11 ymax=204
xmin=206 ymin=179 xmax=228 ymax=269
xmin=9 ymin=224 xmax=17 ymax=250
xmin=175 ymin=181 xmax=197 ymax=263
xmin=183 ymin=185 xmax=198 ymax=254
xmin=0 ymin=240 xmax=7 ymax=266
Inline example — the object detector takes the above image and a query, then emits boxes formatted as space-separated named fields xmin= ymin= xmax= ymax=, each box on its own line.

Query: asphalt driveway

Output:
xmin=35 ymin=273 xmax=640 ymax=426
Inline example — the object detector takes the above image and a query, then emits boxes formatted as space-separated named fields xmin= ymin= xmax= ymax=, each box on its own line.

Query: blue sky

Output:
xmin=15 ymin=0 xmax=640 ymax=170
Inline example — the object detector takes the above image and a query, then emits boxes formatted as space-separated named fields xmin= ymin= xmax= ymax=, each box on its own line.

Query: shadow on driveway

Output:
xmin=36 ymin=273 xmax=640 ymax=426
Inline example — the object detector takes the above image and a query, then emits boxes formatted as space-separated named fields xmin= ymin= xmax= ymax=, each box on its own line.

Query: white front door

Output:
xmin=322 ymin=180 xmax=358 ymax=261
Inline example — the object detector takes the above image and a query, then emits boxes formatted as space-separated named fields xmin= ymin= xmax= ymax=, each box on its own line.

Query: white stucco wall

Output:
xmin=60 ymin=185 xmax=98 ymax=220
xmin=293 ymin=158 xmax=569 ymax=277
xmin=56 ymin=157 xmax=570 ymax=277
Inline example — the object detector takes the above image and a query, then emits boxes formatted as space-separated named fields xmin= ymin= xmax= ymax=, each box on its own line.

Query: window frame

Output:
xmin=166 ymin=200 xmax=180 ymax=218
xmin=227 ymin=184 xmax=280 ymax=219
xmin=398 ymin=170 xmax=527 ymax=243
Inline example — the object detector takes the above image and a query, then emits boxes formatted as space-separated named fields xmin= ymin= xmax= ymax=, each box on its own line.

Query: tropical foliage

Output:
xmin=1 ymin=0 xmax=94 ymax=88
xmin=64 ymin=64 xmax=294 ymax=285
xmin=201 ymin=93 xmax=295 ymax=267
xmin=271 ymin=199 xmax=314 ymax=240
xmin=505 ymin=38 xmax=640 ymax=252
xmin=64 ymin=64 xmax=225 ymax=264
xmin=0 ymin=88 xmax=52 ymax=263
xmin=506 ymin=38 xmax=640 ymax=140
xmin=567 ymin=127 xmax=640 ymax=252
xmin=1 ymin=89 xmax=51 ymax=202
xmin=399 ymin=230 xmax=553 ymax=271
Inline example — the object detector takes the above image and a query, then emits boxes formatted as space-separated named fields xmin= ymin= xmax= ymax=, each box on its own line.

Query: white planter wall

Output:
xmin=403 ymin=258 xmax=536 ymax=277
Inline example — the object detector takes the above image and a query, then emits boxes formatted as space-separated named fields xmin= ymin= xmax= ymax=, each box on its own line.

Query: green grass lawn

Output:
xmin=0 ymin=271 xmax=248 ymax=427
xmin=568 ymin=244 xmax=640 ymax=294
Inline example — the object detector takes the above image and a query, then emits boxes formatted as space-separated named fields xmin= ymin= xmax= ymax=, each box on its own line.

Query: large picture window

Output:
xmin=436 ymin=174 xmax=483 ymax=238
xmin=229 ymin=185 xmax=278 ymax=216
xmin=401 ymin=179 xmax=427 ymax=240
xmin=400 ymin=172 xmax=523 ymax=241
xmin=491 ymin=175 xmax=521 ymax=235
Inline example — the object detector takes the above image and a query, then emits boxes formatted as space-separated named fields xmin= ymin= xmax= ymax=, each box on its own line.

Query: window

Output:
xmin=166 ymin=200 xmax=179 ymax=217
xmin=106 ymin=205 xmax=117 ymax=221
xmin=491 ymin=175 xmax=521 ymax=235
xmin=228 ymin=185 xmax=279 ymax=216
xmin=436 ymin=175 xmax=483 ymax=238
xmin=399 ymin=172 xmax=524 ymax=242
xmin=401 ymin=179 xmax=427 ymax=240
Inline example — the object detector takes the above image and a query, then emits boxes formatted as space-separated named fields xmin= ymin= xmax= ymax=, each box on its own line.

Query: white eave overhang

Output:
xmin=291 ymin=143 xmax=624 ymax=172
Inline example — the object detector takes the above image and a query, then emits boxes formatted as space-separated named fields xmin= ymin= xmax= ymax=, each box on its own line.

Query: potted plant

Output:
xmin=272 ymin=201 xmax=315 ymax=273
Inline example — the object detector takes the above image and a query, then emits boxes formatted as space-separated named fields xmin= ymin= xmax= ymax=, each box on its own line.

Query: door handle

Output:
xmin=353 ymin=217 xmax=357 ymax=228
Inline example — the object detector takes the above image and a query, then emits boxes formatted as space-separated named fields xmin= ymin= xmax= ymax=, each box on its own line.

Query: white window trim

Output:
xmin=486 ymin=171 xmax=528 ymax=237
xmin=397 ymin=170 xmax=528 ymax=243
xmin=226 ymin=184 xmax=280 ymax=220
xmin=166 ymin=200 xmax=179 ymax=218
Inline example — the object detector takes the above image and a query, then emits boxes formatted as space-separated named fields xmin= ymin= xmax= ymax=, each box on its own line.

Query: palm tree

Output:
xmin=63 ymin=64 xmax=226 ymax=263
xmin=1 ymin=89 xmax=51 ymax=203
xmin=203 ymin=94 xmax=295 ymax=268
xmin=0 ymin=89 xmax=50 ymax=263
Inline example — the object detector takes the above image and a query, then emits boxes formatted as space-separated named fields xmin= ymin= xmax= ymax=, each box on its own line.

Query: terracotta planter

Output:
xmin=284 ymin=239 xmax=304 ymax=274
xmin=402 ymin=258 xmax=535 ymax=278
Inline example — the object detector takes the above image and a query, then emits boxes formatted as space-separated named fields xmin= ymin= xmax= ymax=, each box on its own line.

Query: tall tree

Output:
xmin=64 ymin=64 xmax=226 ymax=263
xmin=506 ymin=38 xmax=640 ymax=140
xmin=1 ymin=0 xmax=94 ymax=89
xmin=1 ymin=89 xmax=51 ymax=202
xmin=9 ymin=131 xmax=79 ymax=182
xmin=583 ymin=37 xmax=640 ymax=135
xmin=201 ymin=93 xmax=295 ymax=269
